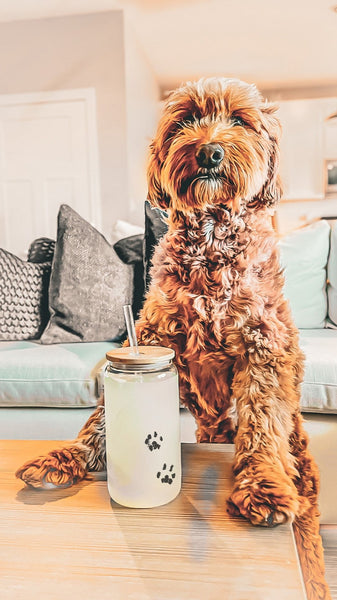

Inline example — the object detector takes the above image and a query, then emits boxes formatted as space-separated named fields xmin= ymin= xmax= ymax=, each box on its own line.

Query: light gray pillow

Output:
xmin=40 ymin=204 xmax=133 ymax=344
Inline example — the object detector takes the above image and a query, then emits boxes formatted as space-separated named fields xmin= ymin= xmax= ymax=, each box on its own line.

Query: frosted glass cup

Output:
xmin=104 ymin=346 xmax=182 ymax=508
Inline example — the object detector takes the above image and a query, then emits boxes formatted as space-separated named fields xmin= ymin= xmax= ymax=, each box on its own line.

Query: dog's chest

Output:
xmin=186 ymin=218 xmax=243 ymax=260
xmin=177 ymin=242 xmax=245 ymax=326
xmin=154 ymin=210 xmax=274 ymax=328
xmin=175 ymin=222 xmax=245 ymax=299
xmin=192 ymin=294 xmax=229 ymax=324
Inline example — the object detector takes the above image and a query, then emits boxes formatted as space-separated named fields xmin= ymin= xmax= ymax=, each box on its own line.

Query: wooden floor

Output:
xmin=321 ymin=525 xmax=337 ymax=599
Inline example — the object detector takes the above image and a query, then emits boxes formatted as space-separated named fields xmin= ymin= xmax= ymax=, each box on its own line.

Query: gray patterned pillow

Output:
xmin=40 ymin=204 xmax=133 ymax=344
xmin=0 ymin=249 xmax=51 ymax=340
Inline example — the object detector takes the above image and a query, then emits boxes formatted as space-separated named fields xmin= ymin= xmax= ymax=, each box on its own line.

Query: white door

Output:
xmin=0 ymin=89 xmax=101 ymax=258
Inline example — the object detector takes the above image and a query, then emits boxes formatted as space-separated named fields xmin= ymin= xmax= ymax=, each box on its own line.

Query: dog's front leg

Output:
xmin=16 ymin=319 xmax=168 ymax=489
xmin=16 ymin=400 xmax=106 ymax=489
xmin=227 ymin=352 xmax=301 ymax=527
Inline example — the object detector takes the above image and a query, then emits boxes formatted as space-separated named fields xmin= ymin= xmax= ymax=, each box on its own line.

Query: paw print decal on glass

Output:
xmin=157 ymin=463 xmax=175 ymax=484
xmin=145 ymin=431 xmax=163 ymax=451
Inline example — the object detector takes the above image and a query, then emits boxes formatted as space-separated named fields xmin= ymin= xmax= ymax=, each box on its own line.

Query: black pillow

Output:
xmin=0 ymin=248 xmax=51 ymax=340
xmin=114 ymin=234 xmax=143 ymax=265
xmin=144 ymin=201 xmax=168 ymax=291
xmin=28 ymin=238 xmax=55 ymax=264
xmin=114 ymin=234 xmax=144 ymax=319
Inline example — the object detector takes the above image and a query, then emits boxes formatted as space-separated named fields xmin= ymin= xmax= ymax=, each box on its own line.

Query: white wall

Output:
xmin=275 ymin=97 xmax=337 ymax=233
xmin=278 ymin=98 xmax=337 ymax=201
xmin=0 ymin=11 xmax=128 ymax=242
xmin=124 ymin=19 xmax=160 ymax=227
xmin=276 ymin=198 xmax=337 ymax=235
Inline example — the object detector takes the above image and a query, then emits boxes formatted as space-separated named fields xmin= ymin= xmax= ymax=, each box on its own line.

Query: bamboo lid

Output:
xmin=106 ymin=346 xmax=175 ymax=365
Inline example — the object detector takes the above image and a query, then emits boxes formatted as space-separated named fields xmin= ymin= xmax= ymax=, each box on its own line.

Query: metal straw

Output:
xmin=123 ymin=304 xmax=139 ymax=355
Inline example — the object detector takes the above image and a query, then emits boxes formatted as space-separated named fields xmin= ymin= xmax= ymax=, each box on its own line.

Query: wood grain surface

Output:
xmin=0 ymin=440 xmax=306 ymax=600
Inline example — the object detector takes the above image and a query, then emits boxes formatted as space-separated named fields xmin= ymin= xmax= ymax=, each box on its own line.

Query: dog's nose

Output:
xmin=196 ymin=144 xmax=224 ymax=169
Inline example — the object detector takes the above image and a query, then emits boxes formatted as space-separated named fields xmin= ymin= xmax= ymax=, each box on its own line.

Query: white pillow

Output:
xmin=111 ymin=219 xmax=144 ymax=244
xmin=328 ymin=221 xmax=337 ymax=326
xmin=279 ymin=220 xmax=330 ymax=328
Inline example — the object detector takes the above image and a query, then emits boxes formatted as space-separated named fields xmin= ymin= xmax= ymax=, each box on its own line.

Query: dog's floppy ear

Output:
xmin=147 ymin=143 xmax=171 ymax=210
xmin=253 ymin=102 xmax=283 ymax=207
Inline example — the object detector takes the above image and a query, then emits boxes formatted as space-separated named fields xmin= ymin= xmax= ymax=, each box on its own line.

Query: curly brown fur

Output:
xmin=16 ymin=78 xmax=330 ymax=599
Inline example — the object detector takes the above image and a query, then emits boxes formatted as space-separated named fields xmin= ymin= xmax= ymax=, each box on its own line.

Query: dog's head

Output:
xmin=147 ymin=77 xmax=282 ymax=213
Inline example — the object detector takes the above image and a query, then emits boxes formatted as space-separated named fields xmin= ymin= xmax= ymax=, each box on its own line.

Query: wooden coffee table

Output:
xmin=1 ymin=440 xmax=306 ymax=599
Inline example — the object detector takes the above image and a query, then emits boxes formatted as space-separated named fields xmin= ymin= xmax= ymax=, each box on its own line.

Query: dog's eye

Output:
xmin=231 ymin=116 xmax=246 ymax=127
xmin=181 ymin=115 xmax=195 ymax=126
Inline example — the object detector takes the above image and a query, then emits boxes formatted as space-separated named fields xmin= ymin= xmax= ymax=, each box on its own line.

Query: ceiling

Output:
xmin=1 ymin=0 xmax=337 ymax=93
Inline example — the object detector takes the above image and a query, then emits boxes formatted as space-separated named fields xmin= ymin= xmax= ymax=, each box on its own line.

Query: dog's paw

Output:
xmin=227 ymin=467 xmax=299 ymax=527
xmin=15 ymin=447 xmax=88 ymax=490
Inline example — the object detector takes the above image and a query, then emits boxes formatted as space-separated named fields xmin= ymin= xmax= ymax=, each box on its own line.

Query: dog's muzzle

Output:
xmin=196 ymin=143 xmax=224 ymax=169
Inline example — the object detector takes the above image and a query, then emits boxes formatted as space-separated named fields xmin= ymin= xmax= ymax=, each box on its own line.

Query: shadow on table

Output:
xmin=15 ymin=470 xmax=107 ymax=506
xmin=109 ymin=450 xmax=239 ymax=599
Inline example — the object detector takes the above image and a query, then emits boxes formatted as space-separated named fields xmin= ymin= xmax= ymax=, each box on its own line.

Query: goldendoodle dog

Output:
xmin=16 ymin=78 xmax=330 ymax=599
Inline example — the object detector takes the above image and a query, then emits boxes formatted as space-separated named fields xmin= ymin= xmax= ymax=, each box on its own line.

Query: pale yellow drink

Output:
xmin=104 ymin=346 xmax=181 ymax=508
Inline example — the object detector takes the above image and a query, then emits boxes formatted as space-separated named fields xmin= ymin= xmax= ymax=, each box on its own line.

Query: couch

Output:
xmin=1 ymin=208 xmax=337 ymax=523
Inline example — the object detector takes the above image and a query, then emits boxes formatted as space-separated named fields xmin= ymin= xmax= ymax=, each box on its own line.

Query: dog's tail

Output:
xmin=293 ymin=509 xmax=331 ymax=600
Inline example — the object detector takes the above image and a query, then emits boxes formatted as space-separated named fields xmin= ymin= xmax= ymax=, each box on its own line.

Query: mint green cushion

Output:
xmin=279 ymin=220 xmax=330 ymax=328
xmin=0 ymin=341 xmax=118 ymax=407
